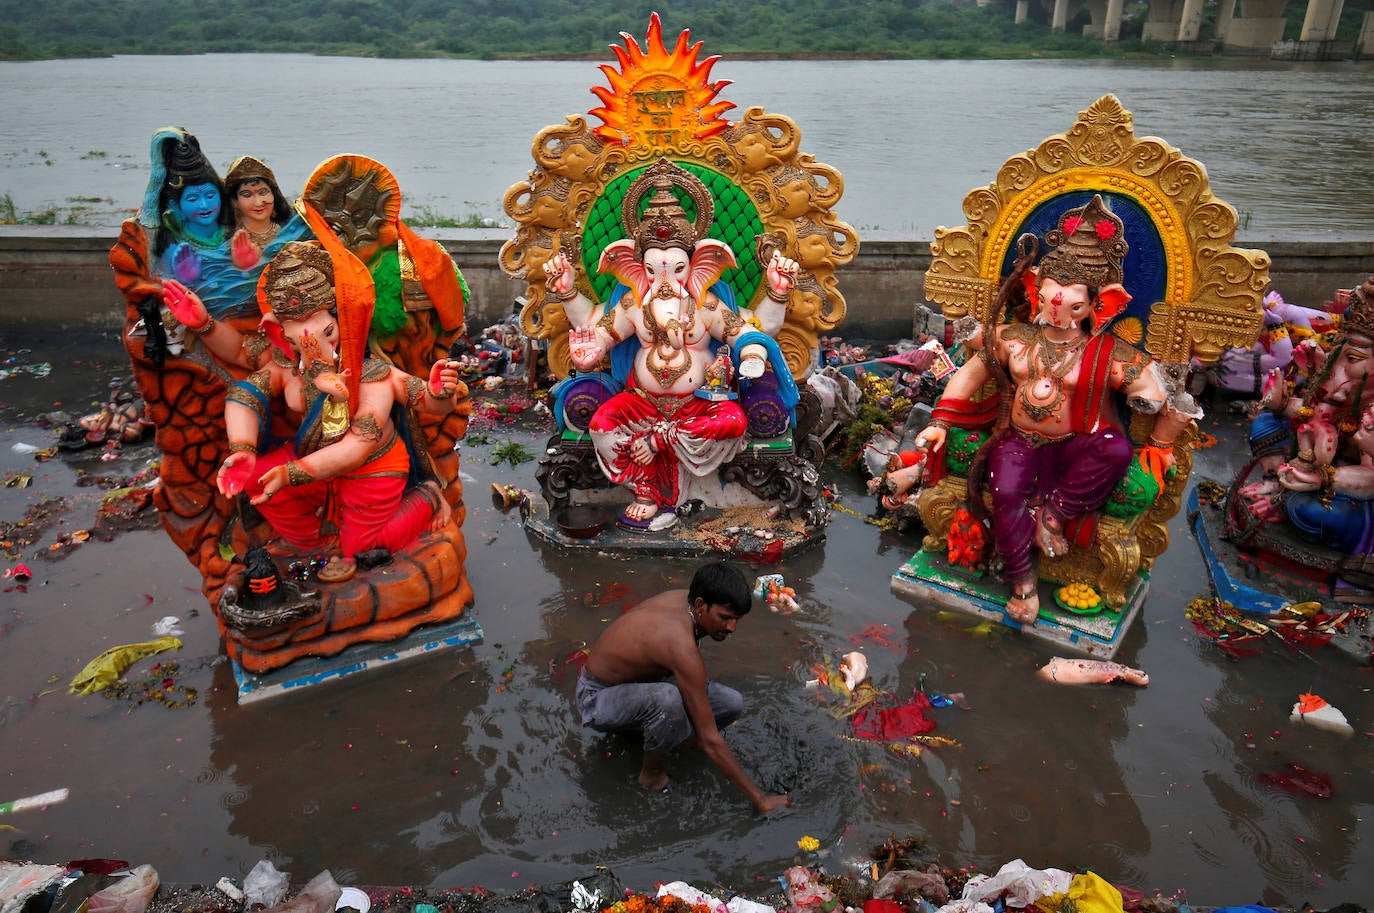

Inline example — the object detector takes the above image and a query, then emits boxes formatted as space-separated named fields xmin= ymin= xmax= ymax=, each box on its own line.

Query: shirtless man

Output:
xmin=575 ymin=562 xmax=790 ymax=814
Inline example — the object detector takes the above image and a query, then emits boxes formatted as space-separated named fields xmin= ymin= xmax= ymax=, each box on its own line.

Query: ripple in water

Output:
xmin=220 ymin=788 xmax=249 ymax=809
xmin=1087 ymin=840 xmax=1145 ymax=888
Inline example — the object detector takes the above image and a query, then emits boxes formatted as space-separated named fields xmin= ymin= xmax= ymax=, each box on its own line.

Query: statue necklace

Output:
xmin=642 ymin=296 xmax=695 ymax=388
xmin=1019 ymin=325 xmax=1087 ymax=423
xmin=242 ymin=221 xmax=279 ymax=247
xmin=161 ymin=209 xmax=226 ymax=250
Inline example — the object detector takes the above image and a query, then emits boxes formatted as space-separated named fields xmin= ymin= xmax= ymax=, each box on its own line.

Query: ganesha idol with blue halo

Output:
xmin=896 ymin=95 xmax=1268 ymax=652
xmin=502 ymin=14 xmax=858 ymax=544
xmin=111 ymin=130 xmax=477 ymax=677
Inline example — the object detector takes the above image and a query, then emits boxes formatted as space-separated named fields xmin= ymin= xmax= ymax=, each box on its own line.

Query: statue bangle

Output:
xmin=766 ymin=285 xmax=790 ymax=304
xmin=1320 ymin=464 xmax=1337 ymax=501
xmin=286 ymin=461 xmax=315 ymax=487
xmin=194 ymin=317 xmax=217 ymax=335
xmin=227 ymin=441 xmax=257 ymax=455
xmin=548 ymin=284 xmax=578 ymax=302
xmin=430 ymin=384 xmax=454 ymax=400
xmin=1145 ymin=435 xmax=1174 ymax=449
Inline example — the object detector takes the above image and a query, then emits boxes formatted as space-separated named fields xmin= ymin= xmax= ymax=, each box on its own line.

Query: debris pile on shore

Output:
xmin=4 ymin=846 xmax=1362 ymax=913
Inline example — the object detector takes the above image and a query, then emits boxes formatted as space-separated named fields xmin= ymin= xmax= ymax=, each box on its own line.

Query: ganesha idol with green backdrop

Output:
xmin=111 ymin=129 xmax=478 ymax=685
xmin=501 ymin=14 xmax=858 ymax=554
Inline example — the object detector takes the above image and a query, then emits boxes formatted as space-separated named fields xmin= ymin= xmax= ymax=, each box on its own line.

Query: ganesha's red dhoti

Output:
xmin=247 ymin=436 xmax=437 ymax=557
xmin=588 ymin=384 xmax=748 ymax=509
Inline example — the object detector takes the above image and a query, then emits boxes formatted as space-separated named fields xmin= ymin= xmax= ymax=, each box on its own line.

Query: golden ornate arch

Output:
xmin=499 ymin=13 xmax=858 ymax=380
xmin=923 ymin=94 xmax=1269 ymax=365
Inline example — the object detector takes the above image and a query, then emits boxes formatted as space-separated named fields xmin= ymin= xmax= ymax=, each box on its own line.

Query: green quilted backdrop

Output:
xmin=582 ymin=161 xmax=765 ymax=307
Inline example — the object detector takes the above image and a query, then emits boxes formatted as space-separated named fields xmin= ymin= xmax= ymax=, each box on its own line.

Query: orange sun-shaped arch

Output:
xmin=589 ymin=12 xmax=735 ymax=150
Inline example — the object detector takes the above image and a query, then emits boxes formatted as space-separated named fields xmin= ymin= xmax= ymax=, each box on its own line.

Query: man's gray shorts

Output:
xmin=575 ymin=669 xmax=744 ymax=754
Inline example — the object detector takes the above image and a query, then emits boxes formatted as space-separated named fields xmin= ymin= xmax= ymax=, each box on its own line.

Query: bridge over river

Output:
xmin=989 ymin=0 xmax=1374 ymax=57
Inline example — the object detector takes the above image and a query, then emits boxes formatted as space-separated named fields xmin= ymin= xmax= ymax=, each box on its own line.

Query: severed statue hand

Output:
xmin=568 ymin=325 xmax=606 ymax=371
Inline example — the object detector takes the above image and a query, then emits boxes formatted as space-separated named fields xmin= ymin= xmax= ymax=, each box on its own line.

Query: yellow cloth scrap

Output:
xmin=1035 ymin=871 xmax=1125 ymax=913
xmin=69 ymin=637 xmax=183 ymax=695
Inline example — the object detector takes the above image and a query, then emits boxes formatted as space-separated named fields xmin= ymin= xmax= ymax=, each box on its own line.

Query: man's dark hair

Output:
xmin=688 ymin=562 xmax=752 ymax=615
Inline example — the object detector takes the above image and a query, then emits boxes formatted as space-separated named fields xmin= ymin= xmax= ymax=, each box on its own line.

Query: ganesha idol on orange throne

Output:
xmin=913 ymin=196 xmax=1201 ymax=622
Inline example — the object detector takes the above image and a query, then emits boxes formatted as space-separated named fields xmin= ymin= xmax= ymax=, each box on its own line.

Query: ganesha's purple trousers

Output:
xmin=985 ymin=426 xmax=1135 ymax=584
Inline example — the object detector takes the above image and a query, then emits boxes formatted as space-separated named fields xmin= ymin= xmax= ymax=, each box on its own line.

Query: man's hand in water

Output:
xmin=756 ymin=794 xmax=791 ymax=814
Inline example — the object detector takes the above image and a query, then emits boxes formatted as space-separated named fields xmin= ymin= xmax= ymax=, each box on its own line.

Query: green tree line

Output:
xmin=1 ymin=0 xmax=1371 ymax=60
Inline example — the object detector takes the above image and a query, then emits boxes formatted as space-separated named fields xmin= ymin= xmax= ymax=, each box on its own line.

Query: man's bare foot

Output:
xmin=1006 ymin=582 xmax=1039 ymax=623
xmin=623 ymin=497 xmax=658 ymax=523
xmin=638 ymin=753 xmax=669 ymax=791
xmin=1035 ymin=505 xmax=1070 ymax=559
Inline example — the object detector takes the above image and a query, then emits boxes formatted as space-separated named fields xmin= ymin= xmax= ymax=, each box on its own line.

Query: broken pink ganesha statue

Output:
xmin=544 ymin=159 xmax=800 ymax=531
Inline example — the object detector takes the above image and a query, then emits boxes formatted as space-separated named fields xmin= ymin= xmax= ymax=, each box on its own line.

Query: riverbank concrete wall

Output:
xmin=2 ymin=227 xmax=1372 ymax=342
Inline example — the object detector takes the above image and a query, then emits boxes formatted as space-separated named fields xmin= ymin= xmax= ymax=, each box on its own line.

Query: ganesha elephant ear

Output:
xmin=688 ymin=238 xmax=737 ymax=305
xmin=1022 ymin=265 xmax=1041 ymax=319
xmin=259 ymin=315 xmax=294 ymax=360
xmin=1092 ymin=282 xmax=1132 ymax=332
xmin=598 ymin=239 xmax=649 ymax=302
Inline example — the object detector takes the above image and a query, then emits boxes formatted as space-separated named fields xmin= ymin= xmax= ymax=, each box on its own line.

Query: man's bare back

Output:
xmin=584 ymin=589 xmax=698 ymax=685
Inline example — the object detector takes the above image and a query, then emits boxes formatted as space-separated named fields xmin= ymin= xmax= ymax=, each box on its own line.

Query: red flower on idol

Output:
xmin=1094 ymin=219 xmax=1117 ymax=239
xmin=1062 ymin=216 xmax=1084 ymax=235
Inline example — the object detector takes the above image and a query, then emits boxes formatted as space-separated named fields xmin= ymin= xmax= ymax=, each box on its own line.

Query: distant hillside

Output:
xmin=2 ymin=0 xmax=1371 ymax=60
xmin=0 ymin=0 xmax=1151 ymax=60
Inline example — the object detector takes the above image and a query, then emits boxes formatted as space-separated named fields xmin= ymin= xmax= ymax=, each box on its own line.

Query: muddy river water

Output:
xmin=0 ymin=330 xmax=1371 ymax=909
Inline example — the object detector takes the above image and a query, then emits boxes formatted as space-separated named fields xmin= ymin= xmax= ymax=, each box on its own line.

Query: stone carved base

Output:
xmin=534 ymin=388 xmax=830 ymax=532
